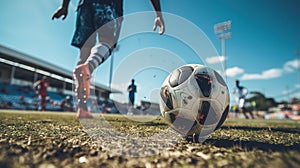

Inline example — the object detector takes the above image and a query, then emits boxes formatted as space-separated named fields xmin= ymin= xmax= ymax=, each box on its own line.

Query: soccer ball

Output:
xmin=159 ymin=64 xmax=229 ymax=140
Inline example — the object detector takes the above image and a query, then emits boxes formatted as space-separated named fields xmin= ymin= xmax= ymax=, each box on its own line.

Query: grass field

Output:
xmin=1 ymin=110 xmax=300 ymax=168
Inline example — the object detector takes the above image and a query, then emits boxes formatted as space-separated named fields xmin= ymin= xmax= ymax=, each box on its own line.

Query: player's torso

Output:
xmin=237 ymin=86 xmax=247 ymax=98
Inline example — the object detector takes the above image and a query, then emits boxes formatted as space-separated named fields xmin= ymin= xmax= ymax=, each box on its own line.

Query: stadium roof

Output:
xmin=0 ymin=44 xmax=121 ymax=93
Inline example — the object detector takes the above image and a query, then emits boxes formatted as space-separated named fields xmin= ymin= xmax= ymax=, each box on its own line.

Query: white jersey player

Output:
xmin=232 ymin=80 xmax=254 ymax=119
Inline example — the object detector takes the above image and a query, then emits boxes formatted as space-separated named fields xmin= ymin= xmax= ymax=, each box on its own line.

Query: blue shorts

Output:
xmin=71 ymin=1 xmax=122 ymax=48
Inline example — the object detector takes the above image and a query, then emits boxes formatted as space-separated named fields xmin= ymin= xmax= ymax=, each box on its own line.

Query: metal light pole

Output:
xmin=108 ymin=45 xmax=120 ymax=90
xmin=109 ymin=52 xmax=114 ymax=90
xmin=296 ymin=49 xmax=300 ymax=83
xmin=214 ymin=20 xmax=232 ymax=80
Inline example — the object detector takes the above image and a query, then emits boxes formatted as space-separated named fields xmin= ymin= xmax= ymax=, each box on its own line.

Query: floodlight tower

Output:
xmin=214 ymin=20 xmax=232 ymax=80
xmin=108 ymin=45 xmax=120 ymax=90
xmin=296 ymin=49 xmax=300 ymax=83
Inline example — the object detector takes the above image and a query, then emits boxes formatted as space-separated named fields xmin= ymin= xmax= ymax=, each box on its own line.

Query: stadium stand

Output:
xmin=0 ymin=44 xmax=121 ymax=112
xmin=0 ymin=45 xmax=161 ymax=115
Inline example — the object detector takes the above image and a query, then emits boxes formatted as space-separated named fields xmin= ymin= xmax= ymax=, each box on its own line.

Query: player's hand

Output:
xmin=153 ymin=17 xmax=165 ymax=35
xmin=52 ymin=7 xmax=68 ymax=20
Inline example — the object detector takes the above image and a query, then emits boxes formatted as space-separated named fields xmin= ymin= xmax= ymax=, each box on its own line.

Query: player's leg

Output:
xmin=241 ymin=107 xmax=249 ymax=119
xmin=41 ymin=96 xmax=46 ymax=111
xmin=248 ymin=110 xmax=255 ymax=119
xmin=39 ymin=95 xmax=42 ymax=111
xmin=84 ymin=2 xmax=122 ymax=72
xmin=38 ymin=95 xmax=43 ymax=111
xmin=129 ymin=96 xmax=134 ymax=107
xmin=73 ymin=61 xmax=92 ymax=118
xmin=132 ymin=97 xmax=135 ymax=107
xmin=239 ymin=99 xmax=248 ymax=119
xmin=71 ymin=3 xmax=95 ymax=118
xmin=74 ymin=2 xmax=122 ymax=118
xmin=90 ymin=3 xmax=122 ymax=69
xmin=76 ymin=2 xmax=122 ymax=95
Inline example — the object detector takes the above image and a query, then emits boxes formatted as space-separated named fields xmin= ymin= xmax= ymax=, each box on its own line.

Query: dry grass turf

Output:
xmin=0 ymin=110 xmax=300 ymax=168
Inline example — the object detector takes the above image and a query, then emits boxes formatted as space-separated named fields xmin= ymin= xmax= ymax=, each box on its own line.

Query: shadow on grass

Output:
xmin=138 ymin=122 xmax=169 ymax=126
xmin=220 ymin=126 xmax=300 ymax=134
xmin=205 ymin=125 xmax=300 ymax=152
xmin=205 ymin=138 xmax=300 ymax=152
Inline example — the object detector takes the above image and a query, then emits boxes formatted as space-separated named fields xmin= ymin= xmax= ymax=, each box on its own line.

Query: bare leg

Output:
xmin=249 ymin=110 xmax=255 ymax=119
xmin=74 ymin=63 xmax=93 ymax=118
xmin=74 ymin=17 xmax=121 ymax=119
xmin=241 ymin=107 xmax=249 ymax=119
xmin=74 ymin=42 xmax=94 ymax=119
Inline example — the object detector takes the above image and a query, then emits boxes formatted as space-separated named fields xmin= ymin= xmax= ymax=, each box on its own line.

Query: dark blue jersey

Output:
xmin=128 ymin=84 xmax=137 ymax=96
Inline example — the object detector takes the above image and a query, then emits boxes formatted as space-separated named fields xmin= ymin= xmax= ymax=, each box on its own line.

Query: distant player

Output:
xmin=52 ymin=0 xmax=165 ymax=118
xmin=232 ymin=80 xmax=254 ymax=119
xmin=127 ymin=79 xmax=137 ymax=107
xmin=60 ymin=96 xmax=73 ymax=111
xmin=33 ymin=76 xmax=49 ymax=111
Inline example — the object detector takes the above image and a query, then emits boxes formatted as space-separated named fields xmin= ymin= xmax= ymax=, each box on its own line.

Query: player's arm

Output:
xmin=52 ymin=0 xmax=70 ymax=20
xmin=150 ymin=0 xmax=165 ymax=35
xmin=133 ymin=86 xmax=137 ymax=93
xmin=33 ymin=80 xmax=40 ymax=88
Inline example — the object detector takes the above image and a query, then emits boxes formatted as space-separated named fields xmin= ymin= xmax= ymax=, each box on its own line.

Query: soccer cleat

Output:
xmin=73 ymin=63 xmax=91 ymax=108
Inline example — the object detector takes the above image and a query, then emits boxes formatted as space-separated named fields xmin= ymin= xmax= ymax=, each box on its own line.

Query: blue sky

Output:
xmin=0 ymin=0 xmax=299 ymax=105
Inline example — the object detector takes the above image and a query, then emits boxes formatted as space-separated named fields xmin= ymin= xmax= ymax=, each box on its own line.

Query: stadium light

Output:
xmin=214 ymin=20 xmax=232 ymax=34
xmin=214 ymin=20 xmax=232 ymax=80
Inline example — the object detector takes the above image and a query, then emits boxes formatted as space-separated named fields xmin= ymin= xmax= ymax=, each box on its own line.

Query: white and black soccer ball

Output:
xmin=159 ymin=64 xmax=230 ymax=140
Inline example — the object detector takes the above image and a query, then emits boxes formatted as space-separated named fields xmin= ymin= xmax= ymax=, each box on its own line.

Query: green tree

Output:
xmin=247 ymin=91 xmax=277 ymax=111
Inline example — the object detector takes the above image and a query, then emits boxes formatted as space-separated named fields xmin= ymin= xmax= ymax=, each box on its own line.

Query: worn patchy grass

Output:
xmin=0 ymin=110 xmax=300 ymax=168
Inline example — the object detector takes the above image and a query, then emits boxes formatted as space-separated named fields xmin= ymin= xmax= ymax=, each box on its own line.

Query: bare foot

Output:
xmin=76 ymin=108 xmax=93 ymax=119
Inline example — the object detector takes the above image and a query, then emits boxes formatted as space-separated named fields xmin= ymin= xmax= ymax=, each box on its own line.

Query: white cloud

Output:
xmin=296 ymin=84 xmax=300 ymax=89
xmin=284 ymin=59 xmax=300 ymax=72
xmin=206 ymin=56 xmax=225 ymax=64
xmin=241 ymin=68 xmax=283 ymax=80
xmin=226 ymin=66 xmax=244 ymax=77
